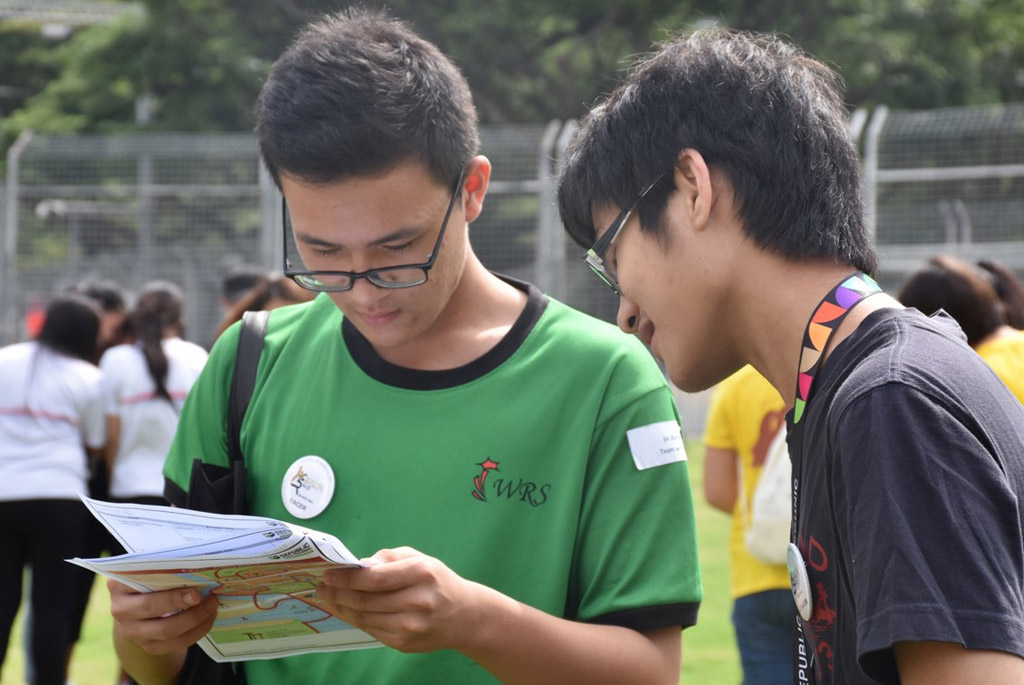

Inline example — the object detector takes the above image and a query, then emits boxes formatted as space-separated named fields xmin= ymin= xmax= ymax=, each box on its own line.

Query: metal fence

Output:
xmin=0 ymin=124 xmax=585 ymax=351
xmin=2 ymin=132 xmax=269 ymax=350
xmin=3 ymin=103 xmax=1024 ymax=437
xmin=865 ymin=102 xmax=1024 ymax=292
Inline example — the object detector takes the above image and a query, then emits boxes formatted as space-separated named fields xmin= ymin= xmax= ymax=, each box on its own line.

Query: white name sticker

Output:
xmin=626 ymin=420 xmax=687 ymax=470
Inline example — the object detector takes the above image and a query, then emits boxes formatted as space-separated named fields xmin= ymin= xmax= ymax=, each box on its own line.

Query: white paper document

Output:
xmin=69 ymin=497 xmax=383 ymax=662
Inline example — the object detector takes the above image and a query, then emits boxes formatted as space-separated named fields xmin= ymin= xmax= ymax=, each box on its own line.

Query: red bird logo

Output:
xmin=472 ymin=458 xmax=500 ymax=501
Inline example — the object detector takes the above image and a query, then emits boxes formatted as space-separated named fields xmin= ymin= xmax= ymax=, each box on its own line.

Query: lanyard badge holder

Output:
xmin=787 ymin=272 xmax=882 ymax=622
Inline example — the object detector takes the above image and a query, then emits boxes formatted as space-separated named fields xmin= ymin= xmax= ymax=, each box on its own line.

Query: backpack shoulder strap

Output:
xmin=226 ymin=310 xmax=270 ymax=466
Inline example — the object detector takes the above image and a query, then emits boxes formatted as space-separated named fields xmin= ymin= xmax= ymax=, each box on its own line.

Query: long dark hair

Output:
xmin=132 ymin=281 xmax=184 ymax=404
xmin=37 ymin=294 xmax=101 ymax=362
xmin=978 ymin=260 xmax=1024 ymax=330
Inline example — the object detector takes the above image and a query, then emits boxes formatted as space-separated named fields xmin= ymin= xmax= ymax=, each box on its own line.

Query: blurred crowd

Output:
xmin=0 ymin=265 xmax=312 ymax=685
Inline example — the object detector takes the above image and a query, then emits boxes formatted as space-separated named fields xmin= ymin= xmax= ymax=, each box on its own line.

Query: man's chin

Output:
xmin=667 ymin=363 xmax=721 ymax=394
xmin=669 ymin=375 xmax=712 ymax=394
xmin=346 ymin=317 xmax=404 ymax=349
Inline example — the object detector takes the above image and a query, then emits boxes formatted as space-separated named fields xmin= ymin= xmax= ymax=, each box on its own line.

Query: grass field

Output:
xmin=1 ymin=443 xmax=741 ymax=685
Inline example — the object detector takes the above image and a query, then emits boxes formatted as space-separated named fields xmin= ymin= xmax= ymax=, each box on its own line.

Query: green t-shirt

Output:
xmin=164 ymin=279 xmax=702 ymax=684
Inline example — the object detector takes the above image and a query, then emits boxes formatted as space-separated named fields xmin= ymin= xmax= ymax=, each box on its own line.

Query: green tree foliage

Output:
xmin=2 ymin=0 xmax=1023 ymax=140
xmin=0 ymin=22 xmax=64 ymax=121
xmin=3 ymin=2 xmax=264 ymax=138
xmin=723 ymin=0 xmax=1024 ymax=108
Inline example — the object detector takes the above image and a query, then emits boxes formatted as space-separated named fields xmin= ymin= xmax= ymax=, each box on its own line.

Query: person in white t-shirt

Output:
xmin=100 ymin=281 xmax=208 ymax=515
xmin=0 ymin=294 xmax=106 ymax=685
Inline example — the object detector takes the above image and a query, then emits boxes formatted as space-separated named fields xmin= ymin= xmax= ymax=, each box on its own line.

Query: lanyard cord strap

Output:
xmin=793 ymin=272 xmax=882 ymax=423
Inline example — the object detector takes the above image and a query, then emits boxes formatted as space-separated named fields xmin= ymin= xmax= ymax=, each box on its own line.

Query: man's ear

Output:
xmin=462 ymin=155 xmax=491 ymax=223
xmin=673 ymin=148 xmax=713 ymax=231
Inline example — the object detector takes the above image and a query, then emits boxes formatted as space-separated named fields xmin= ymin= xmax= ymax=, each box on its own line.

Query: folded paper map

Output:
xmin=69 ymin=497 xmax=382 ymax=662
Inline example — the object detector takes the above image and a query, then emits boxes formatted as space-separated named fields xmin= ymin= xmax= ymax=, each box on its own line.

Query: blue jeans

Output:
xmin=732 ymin=589 xmax=794 ymax=685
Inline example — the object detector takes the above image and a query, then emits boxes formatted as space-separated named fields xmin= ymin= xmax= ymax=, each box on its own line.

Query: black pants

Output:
xmin=0 ymin=499 xmax=91 ymax=685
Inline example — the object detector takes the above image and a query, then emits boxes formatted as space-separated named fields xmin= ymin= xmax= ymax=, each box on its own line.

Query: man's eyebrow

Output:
xmin=293 ymin=227 xmax=422 ymax=249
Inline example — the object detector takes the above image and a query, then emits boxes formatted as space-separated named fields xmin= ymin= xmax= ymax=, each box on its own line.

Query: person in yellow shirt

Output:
xmin=899 ymin=255 xmax=1024 ymax=403
xmin=703 ymin=365 xmax=791 ymax=684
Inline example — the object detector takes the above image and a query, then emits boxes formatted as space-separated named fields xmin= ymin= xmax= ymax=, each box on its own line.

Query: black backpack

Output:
xmin=177 ymin=309 xmax=268 ymax=685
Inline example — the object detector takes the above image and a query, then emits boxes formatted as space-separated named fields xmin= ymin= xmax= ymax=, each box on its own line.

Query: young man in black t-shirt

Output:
xmin=558 ymin=29 xmax=1024 ymax=684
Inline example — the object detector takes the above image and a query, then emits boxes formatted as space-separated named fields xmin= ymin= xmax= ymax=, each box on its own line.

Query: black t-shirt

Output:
xmin=789 ymin=308 xmax=1024 ymax=684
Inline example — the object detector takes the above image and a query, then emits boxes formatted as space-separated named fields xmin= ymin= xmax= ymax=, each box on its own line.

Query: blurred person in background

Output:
xmin=0 ymin=294 xmax=106 ymax=685
xmin=219 ymin=263 xmax=270 ymax=315
xmin=703 ymin=365 xmax=791 ymax=684
xmin=214 ymin=271 xmax=314 ymax=340
xmin=69 ymin=278 xmax=128 ymax=492
xmin=22 ymin=278 xmax=128 ymax=685
xmin=977 ymin=259 xmax=1024 ymax=330
xmin=100 ymin=281 xmax=209 ymax=515
xmin=899 ymin=254 xmax=1024 ymax=403
xmin=98 ymin=281 xmax=207 ymax=683
xmin=23 ymin=296 xmax=46 ymax=339
xmin=71 ymin=277 xmax=129 ymax=361
xmin=67 ymin=277 xmax=128 ymax=505
xmin=64 ymin=279 xmax=127 ymax=683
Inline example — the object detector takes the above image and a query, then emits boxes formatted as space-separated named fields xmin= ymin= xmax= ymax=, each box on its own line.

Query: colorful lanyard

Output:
xmin=793 ymin=272 xmax=882 ymax=423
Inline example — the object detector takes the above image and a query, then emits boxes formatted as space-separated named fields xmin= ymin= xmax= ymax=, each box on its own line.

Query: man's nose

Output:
xmin=345 ymin=276 xmax=387 ymax=304
xmin=616 ymin=296 xmax=640 ymax=335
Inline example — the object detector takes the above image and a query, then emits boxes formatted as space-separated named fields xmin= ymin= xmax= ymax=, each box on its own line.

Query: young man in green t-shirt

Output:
xmin=108 ymin=9 xmax=701 ymax=684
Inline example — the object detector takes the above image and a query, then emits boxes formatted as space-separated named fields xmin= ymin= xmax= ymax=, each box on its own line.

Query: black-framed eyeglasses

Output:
xmin=584 ymin=175 xmax=665 ymax=296
xmin=283 ymin=168 xmax=465 ymax=293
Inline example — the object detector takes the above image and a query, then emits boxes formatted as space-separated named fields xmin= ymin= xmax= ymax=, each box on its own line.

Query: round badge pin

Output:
xmin=281 ymin=455 xmax=335 ymax=519
xmin=788 ymin=542 xmax=813 ymax=622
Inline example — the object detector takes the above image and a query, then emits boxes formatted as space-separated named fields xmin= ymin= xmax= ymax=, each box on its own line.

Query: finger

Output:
xmin=171 ymin=610 xmax=219 ymax=650
xmin=315 ymin=584 xmax=397 ymax=625
xmin=109 ymin=582 xmax=209 ymax=621
xmin=368 ymin=547 xmax=422 ymax=563
xmin=329 ymin=604 xmax=436 ymax=653
xmin=323 ymin=556 xmax=435 ymax=592
xmin=313 ymin=588 xmax=443 ymax=654
xmin=322 ymin=548 xmax=418 ymax=584
xmin=318 ymin=585 xmax=425 ymax=615
xmin=135 ymin=598 xmax=220 ymax=655
xmin=323 ymin=598 xmax=399 ymax=635
xmin=114 ymin=591 xmax=219 ymax=655
xmin=107 ymin=578 xmax=135 ymax=596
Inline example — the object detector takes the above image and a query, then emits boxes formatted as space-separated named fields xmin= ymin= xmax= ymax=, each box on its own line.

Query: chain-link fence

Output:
xmin=3 ymin=103 xmax=1024 ymax=437
xmin=2 ymin=132 xmax=268 ymax=350
xmin=0 ymin=124 xmax=596 ymax=350
xmin=865 ymin=102 xmax=1024 ymax=292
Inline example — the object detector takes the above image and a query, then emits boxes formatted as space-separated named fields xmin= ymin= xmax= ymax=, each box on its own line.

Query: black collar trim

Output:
xmin=341 ymin=275 xmax=547 ymax=390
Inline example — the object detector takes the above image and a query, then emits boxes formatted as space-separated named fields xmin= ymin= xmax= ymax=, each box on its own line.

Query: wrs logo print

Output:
xmin=471 ymin=457 xmax=552 ymax=507
xmin=472 ymin=458 xmax=500 ymax=501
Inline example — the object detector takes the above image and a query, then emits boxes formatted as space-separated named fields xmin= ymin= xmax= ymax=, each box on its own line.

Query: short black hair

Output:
xmin=70 ymin=277 xmax=125 ymax=313
xmin=222 ymin=264 xmax=269 ymax=303
xmin=898 ymin=255 xmax=1004 ymax=347
xmin=557 ymin=29 xmax=876 ymax=275
xmin=255 ymin=7 xmax=478 ymax=188
xmin=37 ymin=294 xmax=101 ymax=362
